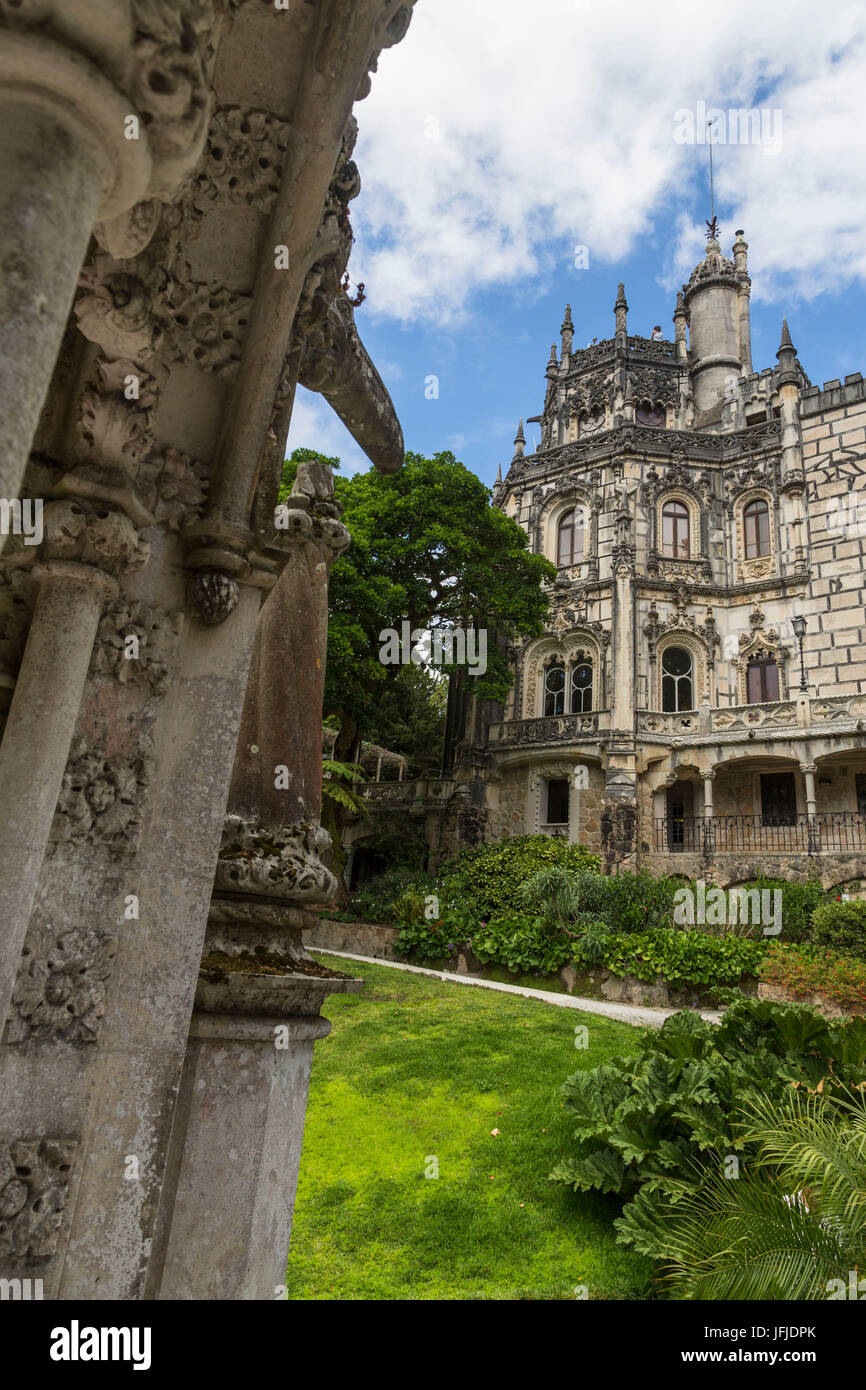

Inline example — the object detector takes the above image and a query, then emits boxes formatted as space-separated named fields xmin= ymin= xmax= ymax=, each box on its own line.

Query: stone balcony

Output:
xmin=487 ymin=710 xmax=608 ymax=748
xmin=637 ymin=692 xmax=866 ymax=746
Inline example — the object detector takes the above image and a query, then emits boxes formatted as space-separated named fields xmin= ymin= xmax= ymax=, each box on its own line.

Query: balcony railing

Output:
xmin=654 ymin=812 xmax=866 ymax=855
xmin=488 ymin=711 xmax=607 ymax=747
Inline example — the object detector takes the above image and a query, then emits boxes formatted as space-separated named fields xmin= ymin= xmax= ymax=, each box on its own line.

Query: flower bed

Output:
xmin=758 ymin=941 xmax=866 ymax=1016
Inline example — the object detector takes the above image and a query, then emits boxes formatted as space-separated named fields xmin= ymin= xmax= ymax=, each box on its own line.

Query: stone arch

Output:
xmin=522 ymin=629 xmax=604 ymax=718
xmin=655 ymin=630 xmax=707 ymax=710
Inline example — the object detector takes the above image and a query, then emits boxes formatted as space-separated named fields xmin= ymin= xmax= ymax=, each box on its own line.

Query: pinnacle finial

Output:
xmin=515 ymin=418 xmax=525 ymax=441
xmin=615 ymin=282 xmax=627 ymax=306
xmin=562 ymin=303 xmax=573 ymax=328
xmin=496 ymin=462 xmax=502 ymax=483
xmin=779 ymin=317 xmax=794 ymax=351
xmin=548 ymin=343 xmax=558 ymax=369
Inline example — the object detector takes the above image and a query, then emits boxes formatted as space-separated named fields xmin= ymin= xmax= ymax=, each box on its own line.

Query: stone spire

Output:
xmin=496 ymin=462 xmax=502 ymax=483
xmin=614 ymin=282 xmax=628 ymax=339
xmin=560 ymin=303 xmax=574 ymax=362
xmin=776 ymin=317 xmax=798 ymax=386
xmin=513 ymin=419 xmax=526 ymax=459
xmin=547 ymin=343 xmax=558 ymax=373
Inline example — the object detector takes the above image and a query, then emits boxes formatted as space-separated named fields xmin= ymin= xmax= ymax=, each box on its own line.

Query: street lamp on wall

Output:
xmin=791 ymin=615 xmax=808 ymax=693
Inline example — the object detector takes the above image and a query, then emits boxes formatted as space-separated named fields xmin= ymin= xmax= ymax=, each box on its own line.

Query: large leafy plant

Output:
xmin=437 ymin=835 xmax=599 ymax=920
xmin=574 ymin=927 xmax=768 ymax=990
xmin=551 ymin=997 xmax=866 ymax=1258
xmin=631 ymin=1091 xmax=866 ymax=1300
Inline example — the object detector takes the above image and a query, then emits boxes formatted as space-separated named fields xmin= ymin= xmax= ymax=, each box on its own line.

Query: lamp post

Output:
xmin=791 ymin=614 xmax=808 ymax=693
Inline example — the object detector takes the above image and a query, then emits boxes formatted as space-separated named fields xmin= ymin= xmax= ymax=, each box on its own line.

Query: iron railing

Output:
xmin=654 ymin=812 xmax=866 ymax=855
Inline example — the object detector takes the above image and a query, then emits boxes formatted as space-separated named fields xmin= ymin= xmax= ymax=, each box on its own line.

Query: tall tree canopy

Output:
xmin=282 ymin=448 xmax=555 ymax=764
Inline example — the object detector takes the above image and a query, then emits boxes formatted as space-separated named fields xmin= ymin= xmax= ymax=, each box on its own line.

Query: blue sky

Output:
xmin=287 ymin=0 xmax=866 ymax=491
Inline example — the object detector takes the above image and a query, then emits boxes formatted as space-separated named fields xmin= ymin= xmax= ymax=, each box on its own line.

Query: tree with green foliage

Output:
xmin=281 ymin=448 xmax=555 ymax=765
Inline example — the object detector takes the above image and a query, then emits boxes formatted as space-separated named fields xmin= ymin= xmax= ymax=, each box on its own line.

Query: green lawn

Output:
xmin=287 ymin=955 xmax=653 ymax=1300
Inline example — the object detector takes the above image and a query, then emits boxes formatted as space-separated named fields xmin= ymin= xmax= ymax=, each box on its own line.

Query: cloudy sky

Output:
xmin=288 ymin=0 xmax=866 ymax=485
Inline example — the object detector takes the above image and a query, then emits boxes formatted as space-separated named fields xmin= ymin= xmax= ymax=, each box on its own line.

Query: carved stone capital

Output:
xmin=215 ymin=816 xmax=338 ymax=906
xmin=39 ymin=500 xmax=149 ymax=576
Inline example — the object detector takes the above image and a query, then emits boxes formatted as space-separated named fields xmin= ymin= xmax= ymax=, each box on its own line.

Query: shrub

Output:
xmin=731 ymin=873 xmax=826 ymax=944
xmin=811 ymin=898 xmax=866 ymax=959
xmin=759 ymin=941 xmax=866 ymax=1012
xmin=550 ymin=996 xmax=866 ymax=1259
xmin=470 ymin=912 xmax=575 ymax=975
xmin=576 ymin=927 xmax=768 ymax=991
xmin=571 ymin=869 xmax=688 ymax=935
xmin=393 ymin=917 xmax=458 ymax=962
xmin=436 ymin=835 xmax=599 ymax=919
xmin=518 ymin=865 xmax=582 ymax=932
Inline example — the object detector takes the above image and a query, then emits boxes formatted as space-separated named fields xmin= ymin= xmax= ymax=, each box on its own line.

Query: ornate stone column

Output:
xmin=149 ymin=464 xmax=359 ymax=1299
xmin=0 ymin=501 xmax=148 ymax=1026
xmin=0 ymin=2 xmax=213 ymax=545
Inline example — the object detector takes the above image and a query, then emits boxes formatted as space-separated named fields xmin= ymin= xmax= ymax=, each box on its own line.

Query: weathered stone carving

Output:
xmin=138 ymin=447 xmax=209 ymax=530
xmin=40 ymin=501 xmax=150 ymax=576
xmin=214 ymin=817 xmax=338 ymax=904
xmin=48 ymin=734 xmax=153 ymax=854
xmin=0 ymin=1139 xmax=77 ymax=1260
xmin=192 ymin=105 xmax=291 ymax=211
xmin=90 ymin=600 xmax=182 ymax=694
xmin=163 ymin=273 xmax=253 ymax=376
xmin=186 ymin=570 xmax=240 ymax=625
xmin=6 ymin=922 xmax=117 ymax=1044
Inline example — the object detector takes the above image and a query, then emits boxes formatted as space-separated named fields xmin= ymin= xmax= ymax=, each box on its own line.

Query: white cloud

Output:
xmin=285 ymin=387 xmax=371 ymax=475
xmin=351 ymin=0 xmax=866 ymax=324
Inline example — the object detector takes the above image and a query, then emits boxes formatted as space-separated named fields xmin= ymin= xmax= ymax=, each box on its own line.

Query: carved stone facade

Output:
xmin=433 ymin=234 xmax=866 ymax=882
xmin=0 ymin=0 xmax=416 ymax=1301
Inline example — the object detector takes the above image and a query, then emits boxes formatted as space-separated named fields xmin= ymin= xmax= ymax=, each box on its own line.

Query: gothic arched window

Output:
xmin=747 ymin=656 xmax=779 ymax=704
xmin=661 ymin=647 xmax=693 ymax=712
xmin=743 ymin=498 xmax=770 ymax=558
xmin=661 ymin=499 xmax=690 ymax=559
xmin=571 ymin=659 xmax=593 ymax=713
xmin=544 ymin=662 xmax=566 ymax=716
xmin=557 ymin=509 xmax=585 ymax=566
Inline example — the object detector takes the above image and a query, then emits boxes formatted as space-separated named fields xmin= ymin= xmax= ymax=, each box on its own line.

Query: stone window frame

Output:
xmin=734 ymin=488 xmax=777 ymax=583
xmin=656 ymin=488 xmax=701 ymax=561
xmin=732 ymin=629 xmax=790 ymax=706
xmin=543 ymin=494 xmax=594 ymax=572
xmin=527 ymin=758 xmax=584 ymax=835
xmin=523 ymin=632 xmax=603 ymax=718
xmin=654 ymin=631 xmax=707 ymax=712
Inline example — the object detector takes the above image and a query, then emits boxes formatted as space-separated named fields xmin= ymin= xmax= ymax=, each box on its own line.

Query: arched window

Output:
xmin=747 ymin=656 xmax=779 ymax=704
xmin=661 ymin=499 xmax=690 ymax=559
xmin=570 ymin=659 xmax=593 ymax=713
xmin=661 ymin=647 xmax=693 ymax=712
xmin=557 ymin=509 xmax=585 ymax=566
xmin=544 ymin=662 xmax=566 ymax=716
xmin=743 ymin=498 xmax=770 ymax=558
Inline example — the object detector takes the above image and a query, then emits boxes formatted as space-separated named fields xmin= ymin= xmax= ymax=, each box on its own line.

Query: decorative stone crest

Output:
xmin=215 ymin=817 xmax=338 ymax=904
xmin=0 ymin=1139 xmax=77 ymax=1260
xmin=162 ymin=274 xmax=253 ymax=376
xmin=6 ymin=922 xmax=117 ymax=1044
